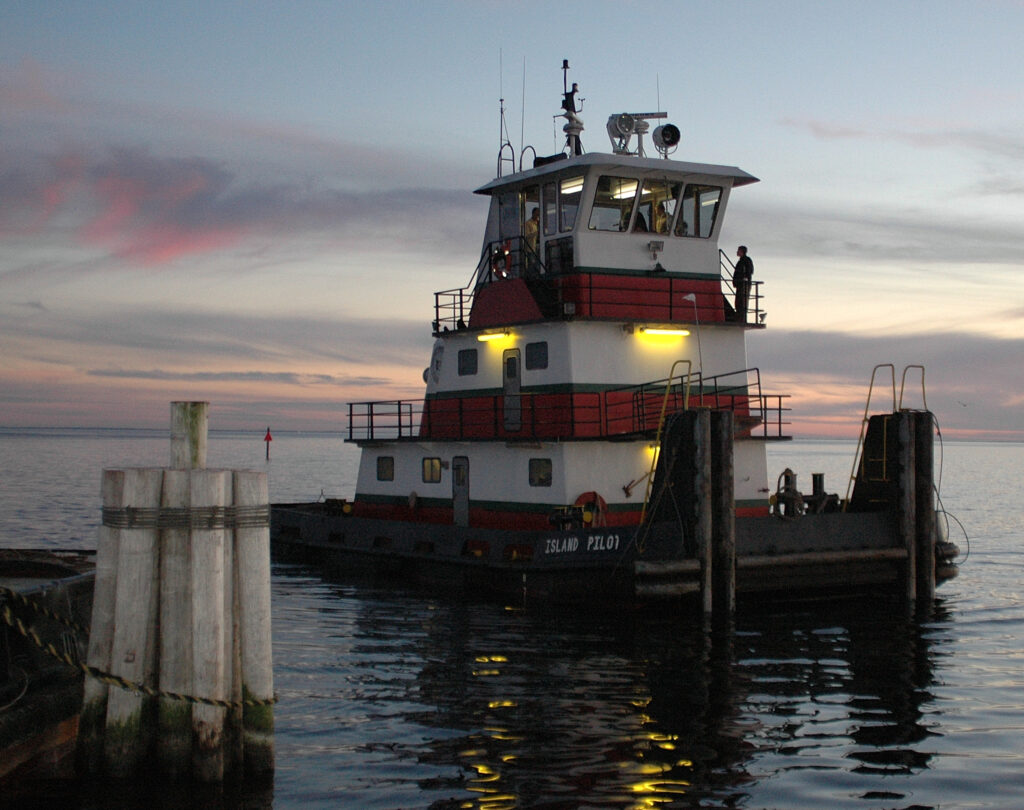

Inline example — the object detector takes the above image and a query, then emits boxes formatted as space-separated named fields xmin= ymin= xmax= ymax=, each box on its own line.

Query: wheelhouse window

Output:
xmin=528 ymin=458 xmax=552 ymax=487
xmin=377 ymin=456 xmax=394 ymax=481
xmin=639 ymin=180 xmax=682 ymax=235
xmin=559 ymin=176 xmax=583 ymax=232
xmin=676 ymin=184 xmax=723 ymax=238
xmin=422 ymin=457 xmax=441 ymax=483
xmin=457 ymin=348 xmax=478 ymax=376
xmin=543 ymin=181 xmax=557 ymax=236
xmin=525 ymin=341 xmax=548 ymax=370
xmin=588 ymin=176 xmax=638 ymax=232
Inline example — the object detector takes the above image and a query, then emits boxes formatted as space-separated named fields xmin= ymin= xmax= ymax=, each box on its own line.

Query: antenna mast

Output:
xmin=560 ymin=59 xmax=584 ymax=155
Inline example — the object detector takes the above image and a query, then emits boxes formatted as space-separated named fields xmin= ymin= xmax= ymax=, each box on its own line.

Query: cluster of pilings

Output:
xmin=642 ymin=408 xmax=937 ymax=613
xmin=78 ymin=403 xmax=274 ymax=782
xmin=639 ymin=409 xmax=736 ymax=615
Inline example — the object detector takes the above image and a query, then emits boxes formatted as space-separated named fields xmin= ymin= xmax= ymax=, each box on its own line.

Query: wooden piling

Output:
xmin=157 ymin=468 xmax=193 ymax=777
xmin=895 ymin=411 xmax=917 ymax=602
xmin=710 ymin=411 xmax=736 ymax=617
xmin=79 ymin=470 xmax=127 ymax=773
xmin=103 ymin=467 xmax=164 ymax=777
xmin=171 ymin=401 xmax=208 ymax=469
xmin=914 ymin=412 xmax=936 ymax=602
xmin=680 ymin=410 xmax=713 ymax=615
xmin=234 ymin=470 xmax=275 ymax=776
xmin=191 ymin=469 xmax=231 ymax=782
xmin=81 ymin=402 xmax=274 ymax=782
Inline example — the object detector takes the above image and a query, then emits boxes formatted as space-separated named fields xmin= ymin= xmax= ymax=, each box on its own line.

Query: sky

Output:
xmin=2 ymin=0 xmax=1022 ymax=440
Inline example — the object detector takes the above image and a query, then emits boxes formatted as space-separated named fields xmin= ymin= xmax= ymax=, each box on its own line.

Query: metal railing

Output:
xmin=434 ymin=237 xmax=546 ymax=332
xmin=347 ymin=367 xmax=789 ymax=442
xmin=719 ymin=249 xmax=764 ymax=325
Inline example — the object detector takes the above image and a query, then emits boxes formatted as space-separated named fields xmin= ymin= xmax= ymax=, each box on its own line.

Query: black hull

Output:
xmin=271 ymin=504 xmax=955 ymax=605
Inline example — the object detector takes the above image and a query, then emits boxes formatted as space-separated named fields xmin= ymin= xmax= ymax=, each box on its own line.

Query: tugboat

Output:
xmin=272 ymin=65 xmax=958 ymax=605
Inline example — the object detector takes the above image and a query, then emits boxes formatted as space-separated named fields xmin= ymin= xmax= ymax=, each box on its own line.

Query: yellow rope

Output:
xmin=1 ymin=598 xmax=277 ymax=709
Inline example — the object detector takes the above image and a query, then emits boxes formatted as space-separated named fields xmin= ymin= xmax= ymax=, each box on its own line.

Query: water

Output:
xmin=2 ymin=428 xmax=1022 ymax=809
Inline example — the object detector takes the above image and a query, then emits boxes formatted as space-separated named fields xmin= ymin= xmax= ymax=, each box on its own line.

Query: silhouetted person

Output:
xmin=734 ymin=245 xmax=753 ymax=322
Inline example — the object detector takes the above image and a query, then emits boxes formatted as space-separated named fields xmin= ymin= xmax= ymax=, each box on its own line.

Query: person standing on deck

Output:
xmin=524 ymin=207 xmax=540 ymax=254
xmin=734 ymin=245 xmax=754 ymax=322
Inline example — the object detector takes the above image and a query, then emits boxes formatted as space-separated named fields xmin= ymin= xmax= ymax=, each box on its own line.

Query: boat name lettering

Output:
xmin=586 ymin=534 xmax=620 ymax=552
xmin=544 ymin=536 xmax=579 ymax=554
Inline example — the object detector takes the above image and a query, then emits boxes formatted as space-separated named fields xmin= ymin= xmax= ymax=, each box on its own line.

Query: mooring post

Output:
xmin=914 ymin=411 xmax=936 ymax=602
xmin=895 ymin=411 xmax=917 ymax=602
xmin=102 ymin=467 xmax=164 ymax=777
xmin=682 ymin=409 xmax=713 ymax=615
xmin=191 ymin=469 xmax=231 ymax=782
xmin=234 ymin=470 xmax=275 ymax=776
xmin=79 ymin=471 xmax=128 ymax=773
xmin=157 ymin=468 xmax=192 ymax=776
xmin=710 ymin=410 xmax=736 ymax=617
xmin=171 ymin=401 xmax=209 ymax=469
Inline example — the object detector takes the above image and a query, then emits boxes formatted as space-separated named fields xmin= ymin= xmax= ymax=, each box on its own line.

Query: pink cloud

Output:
xmin=116 ymin=223 xmax=244 ymax=264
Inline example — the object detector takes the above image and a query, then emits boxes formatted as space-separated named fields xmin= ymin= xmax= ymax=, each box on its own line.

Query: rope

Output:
xmin=0 ymin=584 xmax=89 ymax=635
xmin=0 ymin=599 xmax=277 ymax=710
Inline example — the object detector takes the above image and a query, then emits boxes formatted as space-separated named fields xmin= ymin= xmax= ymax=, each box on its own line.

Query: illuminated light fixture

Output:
xmin=560 ymin=177 xmax=584 ymax=195
xmin=612 ymin=181 xmax=639 ymax=199
xmin=639 ymin=326 xmax=690 ymax=336
xmin=477 ymin=330 xmax=510 ymax=342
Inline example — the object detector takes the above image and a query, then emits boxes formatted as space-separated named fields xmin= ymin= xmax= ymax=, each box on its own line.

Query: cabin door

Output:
xmin=502 ymin=348 xmax=521 ymax=432
xmin=452 ymin=456 xmax=469 ymax=527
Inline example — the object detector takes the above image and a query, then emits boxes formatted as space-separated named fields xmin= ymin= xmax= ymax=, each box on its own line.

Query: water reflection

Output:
xmin=301 ymin=568 xmax=950 ymax=810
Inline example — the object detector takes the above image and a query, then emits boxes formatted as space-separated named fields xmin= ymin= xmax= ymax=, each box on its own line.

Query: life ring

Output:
xmin=491 ymin=240 xmax=511 ymax=278
xmin=573 ymin=491 xmax=608 ymax=528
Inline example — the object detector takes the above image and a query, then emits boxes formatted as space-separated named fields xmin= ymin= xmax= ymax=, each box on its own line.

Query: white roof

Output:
xmin=474 ymin=151 xmax=759 ymax=195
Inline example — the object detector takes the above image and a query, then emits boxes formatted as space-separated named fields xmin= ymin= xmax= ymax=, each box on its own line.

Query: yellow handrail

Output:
xmin=639 ymin=359 xmax=692 ymax=524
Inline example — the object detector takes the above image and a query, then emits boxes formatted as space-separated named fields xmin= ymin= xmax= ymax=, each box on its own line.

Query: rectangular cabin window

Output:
xmin=498 ymin=192 xmax=519 ymax=241
xmin=638 ymin=180 xmax=682 ymax=235
xmin=525 ymin=341 xmax=548 ymax=370
xmin=559 ymin=175 xmax=583 ymax=232
xmin=676 ymin=184 xmax=723 ymax=238
xmin=588 ymin=176 xmax=638 ymax=232
xmin=543 ymin=182 xmax=557 ymax=236
xmin=422 ymin=457 xmax=442 ymax=483
xmin=529 ymin=458 xmax=553 ymax=487
xmin=376 ymin=456 xmax=394 ymax=481
xmin=457 ymin=348 xmax=478 ymax=376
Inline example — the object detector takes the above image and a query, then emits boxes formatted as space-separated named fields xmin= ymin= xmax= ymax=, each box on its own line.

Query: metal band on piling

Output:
xmin=102 ymin=505 xmax=271 ymax=530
